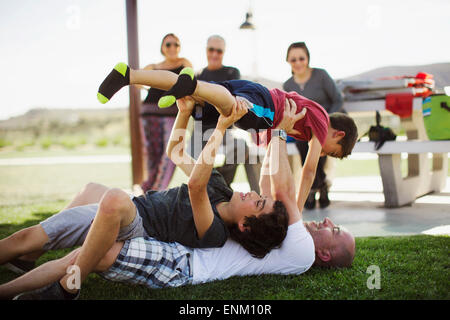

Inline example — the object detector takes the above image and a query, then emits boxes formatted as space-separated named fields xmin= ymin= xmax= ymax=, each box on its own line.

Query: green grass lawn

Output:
xmin=0 ymin=157 xmax=408 ymax=206
xmin=0 ymin=155 xmax=449 ymax=300
xmin=0 ymin=146 xmax=131 ymax=159
xmin=0 ymin=157 xmax=385 ymax=207
xmin=0 ymin=203 xmax=448 ymax=300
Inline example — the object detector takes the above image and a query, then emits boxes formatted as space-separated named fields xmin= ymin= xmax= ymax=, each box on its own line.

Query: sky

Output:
xmin=0 ymin=0 xmax=449 ymax=120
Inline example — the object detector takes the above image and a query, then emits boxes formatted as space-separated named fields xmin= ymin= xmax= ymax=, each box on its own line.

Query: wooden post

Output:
xmin=125 ymin=0 xmax=144 ymax=187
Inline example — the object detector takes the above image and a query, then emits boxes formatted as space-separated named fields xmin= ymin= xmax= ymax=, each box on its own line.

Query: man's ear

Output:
xmin=238 ymin=219 xmax=249 ymax=232
xmin=334 ymin=130 xmax=346 ymax=139
xmin=316 ymin=249 xmax=332 ymax=262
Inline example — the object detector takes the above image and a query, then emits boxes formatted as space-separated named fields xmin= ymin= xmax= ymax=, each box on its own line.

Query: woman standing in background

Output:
xmin=283 ymin=42 xmax=344 ymax=209
xmin=140 ymin=33 xmax=193 ymax=192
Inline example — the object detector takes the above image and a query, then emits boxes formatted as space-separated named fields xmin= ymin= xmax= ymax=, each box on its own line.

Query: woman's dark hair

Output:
xmin=228 ymin=200 xmax=289 ymax=259
xmin=160 ymin=33 xmax=180 ymax=55
xmin=286 ymin=41 xmax=310 ymax=65
xmin=329 ymin=112 xmax=359 ymax=159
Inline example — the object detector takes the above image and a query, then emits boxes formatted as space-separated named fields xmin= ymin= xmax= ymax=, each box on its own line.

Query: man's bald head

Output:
xmin=304 ymin=218 xmax=355 ymax=268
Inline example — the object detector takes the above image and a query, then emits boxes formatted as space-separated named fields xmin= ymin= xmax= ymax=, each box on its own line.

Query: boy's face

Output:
xmin=321 ymin=128 xmax=345 ymax=158
xmin=229 ymin=191 xmax=275 ymax=231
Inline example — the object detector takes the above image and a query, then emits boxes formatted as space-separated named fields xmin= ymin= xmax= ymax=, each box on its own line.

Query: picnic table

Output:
xmin=343 ymin=97 xmax=449 ymax=207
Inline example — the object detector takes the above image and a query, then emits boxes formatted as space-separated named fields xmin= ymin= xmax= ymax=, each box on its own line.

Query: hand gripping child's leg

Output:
xmin=97 ymin=63 xmax=130 ymax=104
xmin=158 ymin=67 xmax=197 ymax=108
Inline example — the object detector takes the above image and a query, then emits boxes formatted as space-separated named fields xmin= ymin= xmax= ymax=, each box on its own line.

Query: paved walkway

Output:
xmin=0 ymin=155 xmax=131 ymax=166
xmin=231 ymin=176 xmax=450 ymax=238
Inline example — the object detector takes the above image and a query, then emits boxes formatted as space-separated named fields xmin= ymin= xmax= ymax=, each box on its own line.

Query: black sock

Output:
xmin=58 ymin=281 xmax=79 ymax=300
xmin=97 ymin=62 xmax=130 ymax=104
xmin=158 ymin=67 xmax=197 ymax=108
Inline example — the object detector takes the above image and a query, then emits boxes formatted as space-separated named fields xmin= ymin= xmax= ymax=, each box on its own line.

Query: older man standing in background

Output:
xmin=189 ymin=35 xmax=260 ymax=192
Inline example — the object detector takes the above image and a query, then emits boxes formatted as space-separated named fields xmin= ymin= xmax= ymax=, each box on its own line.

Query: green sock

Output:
xmin=97 ymin=62 xmax=130 ymax=104
xmin=158 ymin=67 xmax=197 ymax=108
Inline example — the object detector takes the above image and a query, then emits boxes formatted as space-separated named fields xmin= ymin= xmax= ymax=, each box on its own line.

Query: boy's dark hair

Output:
xmin=228 ymin=200 xmax=289 ymax=259
xmin=329 ymin=112 xmax=358 ymax=159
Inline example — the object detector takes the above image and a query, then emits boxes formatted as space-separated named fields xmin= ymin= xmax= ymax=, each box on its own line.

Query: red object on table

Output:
xmin=385 ymin=93 xmax=414 ymax=118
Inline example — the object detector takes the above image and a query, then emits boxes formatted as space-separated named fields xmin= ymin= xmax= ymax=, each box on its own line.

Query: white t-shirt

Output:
xmin=192 ymin=220 xmax=315 ymax=284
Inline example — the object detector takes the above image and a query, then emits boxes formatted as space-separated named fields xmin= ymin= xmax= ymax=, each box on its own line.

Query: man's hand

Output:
xmin=275 ymin=98 xmax=306 ymax=136
xmin=217 ymin=98 xmax=248 ymax=131
xmin=176 ymin=96 xmax=195 ymax=115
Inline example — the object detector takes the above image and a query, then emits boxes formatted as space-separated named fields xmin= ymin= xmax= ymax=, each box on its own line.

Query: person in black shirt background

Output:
xmin=189 ymin=35 xmax=260 ymax=192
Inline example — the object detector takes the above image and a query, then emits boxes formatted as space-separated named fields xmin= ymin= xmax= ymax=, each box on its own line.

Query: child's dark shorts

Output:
xmin=199 ymin=80 xmax=275 ymax=131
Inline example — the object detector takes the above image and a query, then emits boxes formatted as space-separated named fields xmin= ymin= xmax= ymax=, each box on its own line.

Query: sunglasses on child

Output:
xmin=289 ymin=57 xmax=307 ymax=63
xmin=207 ymin=47 xmax=224 ymax=54
xmin=165 ymin=42 xmax=180 ymax=48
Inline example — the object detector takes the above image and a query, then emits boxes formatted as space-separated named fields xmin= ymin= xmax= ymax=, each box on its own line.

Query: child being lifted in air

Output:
xmin=97 ymin=63 xmax=358 ymax=211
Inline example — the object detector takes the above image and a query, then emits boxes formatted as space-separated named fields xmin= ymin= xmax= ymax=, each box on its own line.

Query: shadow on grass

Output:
xmin=0 ymin=212 xmax=54 ymax=237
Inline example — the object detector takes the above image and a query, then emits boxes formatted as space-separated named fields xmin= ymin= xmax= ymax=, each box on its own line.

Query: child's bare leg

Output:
xmin=0 ymin=242 xmax=123 ymax=299
xmin=98 ymin=63 xmax=184 ymax=103
xmin=129 ymin=69 xmax=179 ymax=90
xmin=191 ymin=81 xmax=235 ymax=117
xmin=5 ymin=183 xmax=110 ymax=265
xmin=98 ymin=64 xmax=235 ymax=116
xmin=62 ymin=183 xmax=110 ymax=211
xmin=0 ymin=248 xmax=79 ymax=299
xmin=58 ymin=189 xmax=136 ymax=294
xmin=17 ymin=251 xmax=45 ymax=262
xmin=130 ymin=69 xmax=234 ymax=115
xmin=0 ymin=225 xmax=49 ymax=265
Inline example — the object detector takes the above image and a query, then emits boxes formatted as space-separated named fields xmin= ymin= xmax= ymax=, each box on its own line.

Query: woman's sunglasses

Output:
xmin=289 ymin=57 xmax=306 ymax=63
xmin=165 ymin=42 xmax=180 ymax=48
xmin=207 ymin=47 xmax=224 ymax=54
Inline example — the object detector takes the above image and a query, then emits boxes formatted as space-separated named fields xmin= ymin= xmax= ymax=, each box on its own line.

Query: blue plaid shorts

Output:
xmin=99 ymin=237 xmax=193 ymax=289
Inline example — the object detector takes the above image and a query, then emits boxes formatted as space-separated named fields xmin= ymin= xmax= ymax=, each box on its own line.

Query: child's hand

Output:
xmin=217 ymin=98 xmax=248 ymax=130
xmin=176 ymin=96 xmax=195 ymax=115
xmin=275 ymin=98 xmax=306 ymax=136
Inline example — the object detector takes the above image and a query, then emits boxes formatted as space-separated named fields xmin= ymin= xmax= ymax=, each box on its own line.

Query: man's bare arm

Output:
xmin=188 ymin=102 xmax=247 ymax=238
xmin=259 ymin=144 xmax=272 ymax=197
xmin=188 ymin=126 xmax=225 ymax=239
xmin=268 ymin=136 xmax=300 ymax=224
xmin=269 ymin=98 xmax=307 ymax=225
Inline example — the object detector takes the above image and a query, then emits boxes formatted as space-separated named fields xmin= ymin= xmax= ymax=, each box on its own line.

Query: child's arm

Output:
xmin=166 ymin=97 xmax=196 ymax=177
xmin=296 ymin=136 xmax=321 ymax=212
xmin=188 ymin=103 xmax=247 ymax=238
